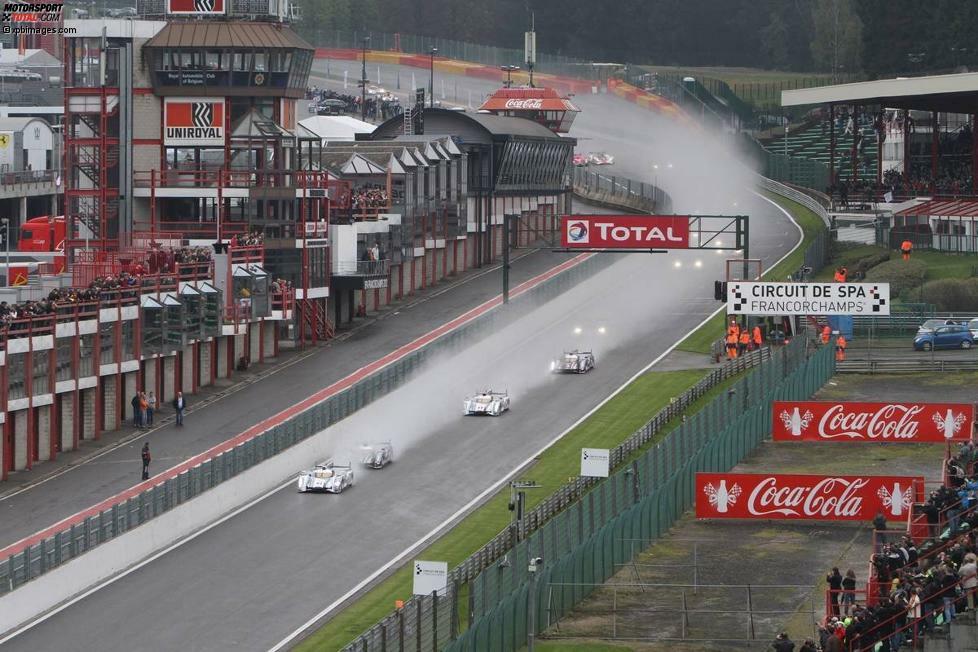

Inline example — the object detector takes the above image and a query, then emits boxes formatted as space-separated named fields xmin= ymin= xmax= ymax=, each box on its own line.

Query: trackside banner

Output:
xmin=696 ymin=473 xmax=925 ymax=521
xmin=168 ymin=0 xmax=225 ymax=14
xmin=560 ymin=215 xmax=690 ymax=249
xmin=773 ymin=401 xmax=976 ymax=443
xmin=726 ymin=282 xmax=889 ymax=316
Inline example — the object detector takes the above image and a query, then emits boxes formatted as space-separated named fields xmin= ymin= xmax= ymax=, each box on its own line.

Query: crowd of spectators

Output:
xmin=229 ymin=229 xmax=264 ymax=248
xmin=352 ymin=184 xmax=389 ymax=210
xmin=811 ymin=444 xmax=978 ymax=651
xmin=306 ymin=87 xmax=403 ymax=122
xmin=0 ymin=245 xmax=218 ymax=327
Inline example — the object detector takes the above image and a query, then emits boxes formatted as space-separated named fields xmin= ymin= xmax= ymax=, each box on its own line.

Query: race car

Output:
xmin=463 ymin=389 xmax=510 ymax=416
xmin=296 ymin=460 xmax=354 ymax=493
xmin=588 ymin=152 xmax=615 ymax=166
xmin=360 ymin=442 xmax=394 ymax=469
xmin=550 ymin=350 xmax=595 ymax=374
xmin=572 ymin=153 xmax=588 ymax=167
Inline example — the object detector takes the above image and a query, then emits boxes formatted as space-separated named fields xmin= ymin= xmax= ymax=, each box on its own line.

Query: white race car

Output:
xmin=297 ymin=461 xmax=354 ymax=493
xmin=588 ymin=152 xmax=615 ymax=166
xmin=360 ymin=442 xmax=394 ymax=469
xmin=551 ymin=350 xmax=595 ymax=374
xmin=463 ymin=389 xmax=510 ymax=416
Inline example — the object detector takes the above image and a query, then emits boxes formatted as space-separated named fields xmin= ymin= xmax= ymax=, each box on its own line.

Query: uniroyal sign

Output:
xmin=696 ymin=473 xmax=924 ymax=521
xmin=504 ymin=98 xmax=544 ymax=110
xmin=560 ymin=215 xmax=690 ymax=249
xmin=163 ymin=98 xmax=225 ymax=146
xmin=167 ymin=0 xmax=225 ymax=14
xmin=773 ymin=401 xmax=975 ymax=443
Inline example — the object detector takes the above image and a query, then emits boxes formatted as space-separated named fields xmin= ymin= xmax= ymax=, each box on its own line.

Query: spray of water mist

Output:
xmin=306 ymin=245 xmax=725 ymax=474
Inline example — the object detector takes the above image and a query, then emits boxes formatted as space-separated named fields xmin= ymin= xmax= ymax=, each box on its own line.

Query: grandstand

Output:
xmin=765 ymin=115 xmax=879 ymax=182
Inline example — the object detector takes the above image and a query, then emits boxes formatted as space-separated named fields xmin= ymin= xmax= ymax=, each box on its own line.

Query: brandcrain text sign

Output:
xmin=560 ymin=215 xmax=690 ymax=249
xmin=163 ymin=98 xmax=225 ymax=146
xmin=696 ymin=473 xmax=924 ymax=521
xmin=726 ymin=282 xmax=890 ymax=316
xmin=773 ymin=401 xmax=976 ymax=443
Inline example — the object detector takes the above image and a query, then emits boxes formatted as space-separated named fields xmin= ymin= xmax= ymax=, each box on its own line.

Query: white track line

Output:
xmin=267 ymin=191 xmax=804 ymax=652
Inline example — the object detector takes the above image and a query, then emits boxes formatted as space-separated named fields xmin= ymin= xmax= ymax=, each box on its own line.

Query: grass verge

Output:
xmin=676 ymin=192 xmax=826 ymax=355
xmin=298 ymin=368 xmax=712 ymax=651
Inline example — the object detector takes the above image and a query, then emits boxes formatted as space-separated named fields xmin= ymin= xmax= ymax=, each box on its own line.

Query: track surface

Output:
xmin=3 ymin=64 xmax=799 ymax=652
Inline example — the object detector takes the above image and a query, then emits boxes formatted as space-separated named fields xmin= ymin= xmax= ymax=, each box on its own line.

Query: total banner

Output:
xmin=726 ymin=282 xmax=889 ymax=316
xmin=560 ymin=215 xmax=690 ymax=249
xmin=696 ymin=473 xmax=925 ymax=521
xmin=773 ymin=401 xmax=976 ymax=443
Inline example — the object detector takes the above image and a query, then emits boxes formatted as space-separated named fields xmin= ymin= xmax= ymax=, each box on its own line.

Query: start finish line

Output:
xmin=726 ymin=282 xmax=890 ymax=316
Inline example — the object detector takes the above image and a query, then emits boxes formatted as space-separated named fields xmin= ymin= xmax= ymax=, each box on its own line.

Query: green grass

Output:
xmin=676 ymin=192 xmax=825 ymax=355
xmin=297 ymin=368 xmax=711 ymax=652
xmin=816 ymin=244 xmax=978 ymax=288
xmin=533 ymin=642 xmax=633 ymax=651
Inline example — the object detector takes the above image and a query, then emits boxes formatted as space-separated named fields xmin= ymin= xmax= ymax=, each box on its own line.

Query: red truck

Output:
xmin=13 ymin=215 xmax=66 ymax=281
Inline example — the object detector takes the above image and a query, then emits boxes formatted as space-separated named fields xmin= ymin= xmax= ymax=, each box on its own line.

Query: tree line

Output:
xmin=295 ymin=0 xmax=978 ymax=76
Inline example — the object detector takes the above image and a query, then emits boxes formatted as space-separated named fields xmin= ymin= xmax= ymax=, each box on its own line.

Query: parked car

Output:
xmin=968 ymin=318 xmax=978 ymax=340
xmin=917 ymin=319 xmax=960 ymax=335
xmin=913 ymin=325 xmax=974 ymax=351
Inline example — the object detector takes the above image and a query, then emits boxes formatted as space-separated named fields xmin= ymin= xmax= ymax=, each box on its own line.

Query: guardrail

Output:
xmin=0 ymin=252 xmax=612 ymax=598
xmin=572 ymin=168 xmax=666 ymax=213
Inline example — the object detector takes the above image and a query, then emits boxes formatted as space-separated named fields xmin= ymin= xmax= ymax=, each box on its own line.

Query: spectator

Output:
xmin=827 ymin=567 xmax=843 ymax=616
xmin=771 ymin=631 xmax=795 ymax=652
xmin=131 ymin=392 xmax=143 ymax=428
xmin=141 ymin=442 xmax=151 ymax=480
xmin=842 ymin=569 xmax=857 ymax=615
xmin=147 ymin=391 xmax=156 ymax=426
xmin=173 ymin=391 xmax=186 ymax=427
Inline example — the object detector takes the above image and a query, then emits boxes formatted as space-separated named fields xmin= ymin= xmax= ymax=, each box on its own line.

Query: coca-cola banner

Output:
xmin=772 ymin=401 xmax=975 ymax=443
xmin=696 ymin=473 xmax=925 ymax=521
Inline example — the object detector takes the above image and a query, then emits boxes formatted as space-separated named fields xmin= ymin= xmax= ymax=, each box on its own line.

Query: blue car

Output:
xmin=913 ymin=324 xmax=974 ymax=351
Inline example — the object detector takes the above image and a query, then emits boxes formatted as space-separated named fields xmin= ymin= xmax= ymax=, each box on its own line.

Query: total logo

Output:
xmin=566 ymin=221 xmax=589 ymax=243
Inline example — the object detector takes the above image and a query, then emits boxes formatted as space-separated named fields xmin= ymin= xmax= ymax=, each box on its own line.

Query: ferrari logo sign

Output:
xmin=164 ymin=98 xmax=225 ymax=146
xmin=167 ymin=0 xmax=224 ymax=14
xmin=0 ymin=133 xmax=10 ymax=149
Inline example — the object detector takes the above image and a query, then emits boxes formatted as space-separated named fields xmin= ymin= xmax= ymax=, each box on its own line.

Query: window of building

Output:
xmin=7 ymin=352 xmax=26 ymax=400
xmin=99 ymin=321 xmax=115 ymax=365
xmin=205 ymin=51 xmax=223 ymax=70
xmin=56 ymin=338 xmax=73 ymax=383
xmin=78 ymin=334 xmax=95 ymax=378
xmin=121 ymin=320 xmax=135 ymax=361
xmin=253 ymin=52 xmax=266 ymax=72
xmin=32 ymin=350 xmax=50 ymax=396
xmin=307 ymin=246 xmax=329 ymax=288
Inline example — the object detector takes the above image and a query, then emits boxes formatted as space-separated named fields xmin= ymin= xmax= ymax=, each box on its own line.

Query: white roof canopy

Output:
xmin=782 ymin=72 xmax=978 ymax=112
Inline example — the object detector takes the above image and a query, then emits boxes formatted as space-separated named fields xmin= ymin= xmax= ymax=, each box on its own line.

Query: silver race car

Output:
xmin=296 ymin=460 xmax=354 ymax=493
xmin=360 ymin=442 xmax=394 ymax=469
xmin=551 ymin=350 xmax=595 ymax=374
xmin=463 ymin=389 xmax=510 ymax=416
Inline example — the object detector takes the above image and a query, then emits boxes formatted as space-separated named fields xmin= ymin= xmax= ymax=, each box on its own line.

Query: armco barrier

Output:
xmin=342 ymin=338 xmax=835 ymax=651
xmin=0 ymin=251 xmax=613 ymax=608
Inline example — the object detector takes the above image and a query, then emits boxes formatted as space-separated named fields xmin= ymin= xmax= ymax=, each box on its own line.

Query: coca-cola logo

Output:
xmin=747 ymin=477 xmax=868 ymax=517
xmin=771 ymin=401 xmax=974 ymax=443
xmin=696 ymin=473 xmax=925 ymax=521
xmin=819 ymin=404 xmax=923 ymax=440
xmin=504 ymin=99 xmax=544 ymax=110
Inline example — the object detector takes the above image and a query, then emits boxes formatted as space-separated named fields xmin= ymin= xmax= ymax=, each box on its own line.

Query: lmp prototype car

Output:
xmin=296 ymin=460 xmax=354 ymax=493
xmin=551 ymin=350 xmax=595 ymax=374
xmin=463 ymin=389 xmax=511 ymax=416
xmin=572 ymin=153 xmax=588 ymax=167
xmin=360 ymin=442 xmax=394 ymax=469
xmin=588 ymin=152 xmax=615 ymax=166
